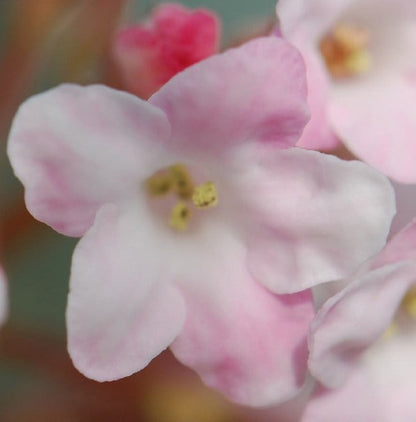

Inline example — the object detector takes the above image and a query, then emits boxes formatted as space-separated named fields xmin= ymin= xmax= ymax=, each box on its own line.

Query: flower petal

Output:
xmin=302 ymin=372 xmax=385 ymax=422
xmin=150 ymin=37 xmax=309 ymax=154
xmin=237 ymin=146 xmax=395 ymax=293
xmin=304 ymin=327 xmax=416 ymax=422
xmin=67 ymin=202 xmax=186 ymax=381
xmin=389 ymin=183 xmax=416 ymax=238
xmin=308 ymin=262 xmax=416 ymax=388
xmin=170 ymin=230 xmax=315 ymax=407
xmin=330 ymin=72 xmax=416 ymax=183
xmin=276 ymin=0 xmax=352 ymax=39
xmin=293 ymin=38 xmax=340 ymax=150
xmin=371 ymin=218 xmax=416 ymax=268
xmin=8 ymin=84 xmax=171 ymax=236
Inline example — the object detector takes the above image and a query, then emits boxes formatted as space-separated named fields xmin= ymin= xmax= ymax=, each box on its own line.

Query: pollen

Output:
xmin=402 ymin=289 xmax=416 ymax=318
xmin=145 ymin=163 xmax=218 ymax=231
xmin=169 ymin=164 xmax=194 ymax=199
xmin=192 ymin=182 xmax=218 ymax=208
xmin=320 ymin=23 xmax=371 ymax=78
xmin=169 ymin=202 xmax=191 ymax=231
xmin=145 ymin=172 xmax=172 ymax=196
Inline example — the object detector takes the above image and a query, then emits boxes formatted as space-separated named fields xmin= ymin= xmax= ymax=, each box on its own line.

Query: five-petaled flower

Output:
xmin=8 ymin=37 xmax=395 ymax=406
xmin=277 ymin=0 xmax=416 ymax=183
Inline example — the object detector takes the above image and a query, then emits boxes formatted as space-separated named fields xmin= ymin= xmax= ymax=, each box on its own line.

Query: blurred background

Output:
xmin=0 ymin=1 xmax=301 ymax=420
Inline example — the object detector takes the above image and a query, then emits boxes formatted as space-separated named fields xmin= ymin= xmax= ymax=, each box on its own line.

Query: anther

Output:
xmin=169 ymin=202 xmax=191 ymax=231
xmin=169 ymin=164 xmax=194 ymax=199
xmin=192 ymin=182 xmax=218 ymax=208
xmin=402 ymin=289 xmax=416 ymax=318
xmin=145 ymin=172 xmax=172 ymax=196
xmin=320 ymin=23 xmax=371 ymax=78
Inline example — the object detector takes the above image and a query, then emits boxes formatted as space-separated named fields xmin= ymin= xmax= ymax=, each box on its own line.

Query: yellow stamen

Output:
xmin=145 ymin=172 xmax=172 ymax=196
xmin=169 ymin=164 xmax=194 ymax=199
xmin=382 ymin=322 xmax=398 ymax=340
xmin=169 ymin=202 xmax=191 ymax=231
xmin=320 ymin=23 xmax=371 ymax=78
xmin=402 ymin=289 xmax=416 ymax=318
xmin=192 ymin=182 xmax=218 ymax=208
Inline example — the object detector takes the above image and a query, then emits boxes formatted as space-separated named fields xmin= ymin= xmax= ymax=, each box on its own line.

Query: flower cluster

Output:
xmin=5 ymin=0 xmax=416 ymax=419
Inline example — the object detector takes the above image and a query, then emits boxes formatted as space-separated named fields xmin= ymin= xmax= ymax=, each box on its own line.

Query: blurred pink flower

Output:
xmin=8 ymin=37 xmax=394 ymax=406
xmin=305 ymin=220 xmax=416 ymax=421
xmin=277 ymin=0 xmax=416 ymax=183
xmin=112 ymin=2 xmax=220 ymax=98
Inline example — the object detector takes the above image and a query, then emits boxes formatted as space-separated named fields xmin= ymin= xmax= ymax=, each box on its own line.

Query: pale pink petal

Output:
xmin=308 ymin=262 xmax=416 ymax=388
xmin=67 ymin=202 xmax=186 ymax=381
xmin=304 ymin=327 xmax=416 ymax=421
xmin=150 ymin=37 xmax=309 ymax=154
xmin=371 ymin=218 xmax=416 ymax=268
xmin=302 ymin=371 xmax=385 ymax=422
xmin=170 ymin=230 xmax=315 ymax=407
xmin=233 ymin=146 xmax=395 ymax=293
xmin=276 ymin=0 xmax=352 ymax=38
xmin=341 ymin=0 xmax=416 ymax=23
xmin=293 ymin=38 xmax=340 ymax=150
xmin=8 ymin=84 xmax=171 ymax=236
xmin=389 ymin=182 xmax=416 ymax=237
xmin=330 ymin=73 xmax=416 ymax=183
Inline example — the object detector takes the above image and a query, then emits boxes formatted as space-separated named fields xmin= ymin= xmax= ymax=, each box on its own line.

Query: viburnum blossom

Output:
xmin=8 ymin=37 xmax=395 ymax=406
xmin=305 ymin=220 xmax=416 ymax=421
xmin=276 ymin=0 xmax=416 ymax=183
xmin=112 ymin=2 xmax=220 ymax=98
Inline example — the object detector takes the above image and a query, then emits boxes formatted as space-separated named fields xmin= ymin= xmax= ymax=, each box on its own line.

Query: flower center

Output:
xmin=144 ymin=163 xmax=218 ymax=231
xmin=383 ymin=287 xmax=416 ymax=340
xmin=319 ymin=23 xmax=371 ymax=78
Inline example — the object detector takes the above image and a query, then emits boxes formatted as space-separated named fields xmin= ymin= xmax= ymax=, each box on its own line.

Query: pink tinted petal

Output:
xmin=389 ymin=183 xmax=416 ymax=237
xmin=170 ymin=233 xmax=315 ymax=407
xmin=150 ymin=37 xmax=309 ymax=154
xmin=113 ymin=3 xmax=220 ymax=98
xmin=277 ymin=0 xmax=352 ymax=38
xmin=342 ymin=0 xmax=416 ymax=23
xmin=302 ymin=371 xmax=385 ymax=422
xmin=152 ymin=3 xmax=220 ymax=63
xmin=293 ymin=39 xmax=340 ymax=150
xmin=67 ymin=202 xmax=185 ymax=381
xmin=238 ymin=147 xmax=395 ymax=293
xmin=308 ymin=262 xmax=416 ymax=388
xmin=371 ymin=218 xmax=416 ymax=268
xmin=8 ymin=84 xmax=170 ymax=236
xmin=304 ymin=327 xmax=416 ymax=421
xmin=330 ymin=59 xmax=416 ymax=183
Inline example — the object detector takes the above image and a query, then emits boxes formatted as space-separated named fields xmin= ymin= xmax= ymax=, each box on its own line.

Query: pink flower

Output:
xmin=113 ymin=2 xmax=220 ymax=98
xmin=8 ymin=37 xmax=394 ymax=406
xmin=305 ymin=220 xmax=416 ymax=421
xmin=277 ymin=0 xmax=416 ymax=183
